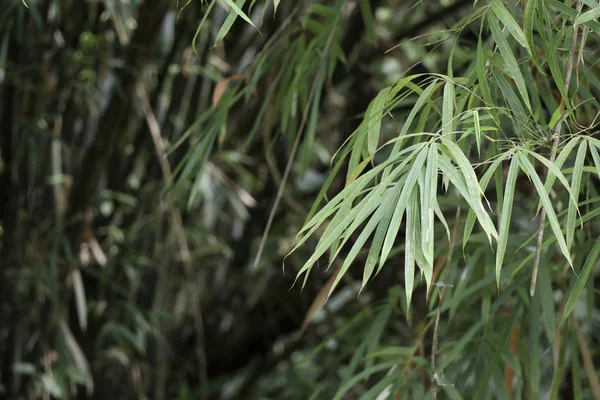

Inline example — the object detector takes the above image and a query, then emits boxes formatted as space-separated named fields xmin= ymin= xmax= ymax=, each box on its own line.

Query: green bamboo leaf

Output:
xmin=495 ymin=155 xmax=519 ymax=286
xmin=560 ymin=236 xmax=600 ymax=326
xmin=438 ymin=153 xmax=497 ymax=245
xmin=359 ymin=0 xmax=376 ymax=43
xmin=524 ymin=0 xmax=542 ymax=71
xmin=192 ymin=0 xmax=217 ymax=53
xmin=296 ymin=149 xmax=422 ymax=283
xmin=296 ymin=185 xmax=385 ymax=286
xmin=442 ymin=81 xmax=455 ymax=135
xmin=273 ymin=0 xmax=280 ymax=13
xmin=366 ymin=186 xmax=402 ymax=279
xmin=379 ymin=146 xmax=429 ymax=267
xmin=546 ymin=0 xmax=600 ymax=33
xmin=383 ymin=80 xmax=438 ymax=179
xmin=525 ymin=149 xmax=578 ymax=210
xmin=490 ymin=0 xmax=530 ymax=53
xmin=338 ymin=188 xmax=397 ymax=293
xmin=420 ymin=143 xmax=438 ymax=286
xmin=434 ymin=198 xmax=451 ymax=243
xmin=477 ymin=36 xmax=493 ymax=107
xmin=222 ymin=0 xmax=259 ymax=31
xmin=575 ymin=4 xmax=600 ymax=24
xmin=299 ymin=152 xmax=398 ymax=237
xmin=517 ymin=154 xmax=572 ymax=267
xmin=588 ymin=141 xmax=600 ymax=180
xmin=332 ymin=361 xmax=397 ymax=400
xmin=304 ymin=155 xmax=346 ymax=223
xmin=540 ymin=13 xmax=572 ymax=114
xmin=214 ymin=0 xmax=247 ymax=46
xmin=535 ymin=136 xmax=580 ymax=213
xmin=367 ymin=87 xmax=391 ymax=158
xmin=348 ymin=127 xmax=367 ymax=181
xmin=440 ymin=137 xmax=498 ymax=242
xmin=566 ymin=141 xmax=587 ymax=249
xmin=405 ymin=188 xmax=419 ymax=309
xmin=463 ymin=151 xmax=511 ymax=250
xmin=488 ymin=14 xmax=532 ymax=112
xmin=473 ymin=110 xmax=481 ymax=157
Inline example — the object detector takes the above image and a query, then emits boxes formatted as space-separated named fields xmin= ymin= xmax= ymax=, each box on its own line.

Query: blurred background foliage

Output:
xmin=0 ymin=0 xmax=599 ymax=399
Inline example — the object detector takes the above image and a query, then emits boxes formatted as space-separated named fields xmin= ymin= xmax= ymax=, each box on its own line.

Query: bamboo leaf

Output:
xmin=405 ymin=188 xmax=418 ymax=309
xmin=380 ymin=146 xmax=429 ymax=267
xmin=488 ymin=14 xmax=532 ymax=112
xmin=463 ymin=151 xmax=511 ymax=250
xmin=561 ymin=237 xmax=600 ymax=325
xmin=535 ymin=136 xmax=580 ymax=213
xmin=420 ymin=143 xmax=438 ymax=287
xmin=367 ymin=87 xmax=391 ymax=158
xmin=215 ymin=0 xmax=247 ymax=46
xmin=495 ymin=155 xmax=519 ymax=286
xmin=477 ymin=36 xmax=493 ymax=107
xmin=525 ymin=149 xmax=578 ymax=210
xmin=442 ymin=81 xmax=455 ymax=135
xmin=473 ymin=110 xmax=481 ymax=157
xmin=490 ymin=0 xmax=530 ymax=53
xmin=524 ymin=0 xmax=541 ymax=70
xmin=517 ymin=154 xmax=572 ymax=267
xmin=221 ymin=0 xmax=259 ymax=31
xmin=440 ymin=137 xmax=498 ymax=242
xmin=566 ymin=141 xmax=586 ymax=249
xmin=588 ymin=141 xmax=600 ymax=180
xmin=575 ymin=4 xmax=600 ymax=24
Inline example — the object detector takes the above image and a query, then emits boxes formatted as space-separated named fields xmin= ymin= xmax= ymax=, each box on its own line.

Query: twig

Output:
xmin=530 ymin=4 xmax=580 ymax=297
xmin=252 ymin=12 xmax=340 ymax=269
xmin=431 ymin=207 xmax=461 ymax=399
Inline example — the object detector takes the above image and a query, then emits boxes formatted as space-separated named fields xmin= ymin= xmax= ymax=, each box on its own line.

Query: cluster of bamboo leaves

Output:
xmin=177 ymin=0 xmax=600 ymax=397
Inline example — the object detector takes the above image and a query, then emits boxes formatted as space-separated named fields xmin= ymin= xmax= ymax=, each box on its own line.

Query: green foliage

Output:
xmin=2 ymin=0 xmax=600 ymax=399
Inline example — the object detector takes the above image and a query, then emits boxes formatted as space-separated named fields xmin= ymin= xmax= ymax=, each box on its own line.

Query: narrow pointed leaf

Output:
xmin=442 ymin=81 xmax=455 ymax=135
xmin=438 ymin=153 xmax=497 ymax=244
xmin=566 ymin=141 xmax=586 ymax=248
xmin=420 ymin=144 xmax=438 ymax=284
xmin=405 ymin=188 xmax=418 ymax=309
xmin=526 ymin=149 xmax=578 ymax=210
xmin=440 ymin=137 xmax=498 ymax=241
xmin=561 ymin=236 xmax=600 ymax=326
xmin=367 ymin=87 xmax=391 ymax=157
xmin=488 ymin=14 xmax=531 ymax=112
xmin=215 ymin=0 xmax=247 ymax=46
xmin=473 ymin=110 xmax=481 ymax=156
xmin=221 ymin=0 xmax=259 ymax=31
xmin=575 ymin=5 xmax=600 ymax=24
xmin=495 ymin=155 xmax=519 ymax=286
xmin=535 ymin=136 xmax=580 ymax=213
xmin=380 ymin=146 xmax=429 ymax=266
xmin=463 ymin=151 xmax=511 ymax=249
xmin=518 ymin=154 xmax=572 ymax=267
xmin=588 ymin=141 xmax=600 ymax=180
xmin=490 ymin=0 xmax=530 ymax=53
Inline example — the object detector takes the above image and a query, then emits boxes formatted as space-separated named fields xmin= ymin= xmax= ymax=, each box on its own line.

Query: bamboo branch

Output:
xmin=530 ymin=3 xmax=580 ymax=297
